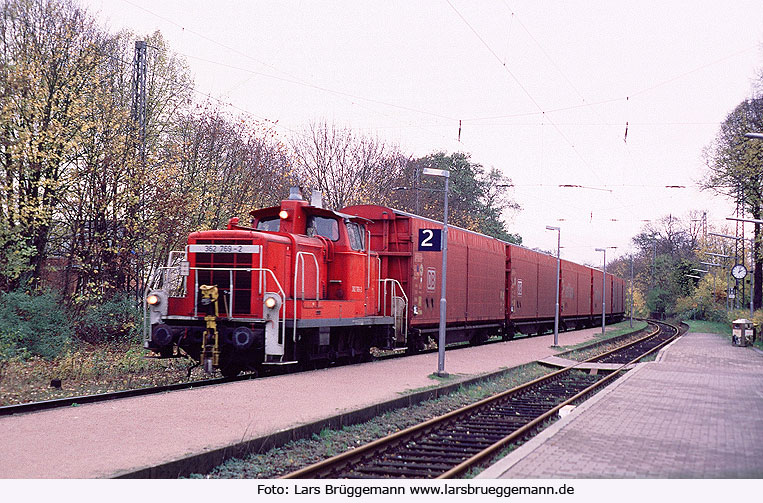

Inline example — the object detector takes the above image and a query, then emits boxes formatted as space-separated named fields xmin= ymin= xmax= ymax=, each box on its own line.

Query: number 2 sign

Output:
xmin=418 ymin=228 xmax=442 ymax=251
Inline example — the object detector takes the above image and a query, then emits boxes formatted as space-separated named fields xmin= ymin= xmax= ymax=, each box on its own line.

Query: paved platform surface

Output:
xmin=0 ymin=326 xmax=607 ymax=478
xmin=478 ymin=331 xmax=763 ymax=479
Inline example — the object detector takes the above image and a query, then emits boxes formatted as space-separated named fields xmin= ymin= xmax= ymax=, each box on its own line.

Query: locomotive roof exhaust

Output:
xmin=310 ymin=189 xmax=323 ymax=209
xmin=288 ymin=186 xmax=303 ymax=200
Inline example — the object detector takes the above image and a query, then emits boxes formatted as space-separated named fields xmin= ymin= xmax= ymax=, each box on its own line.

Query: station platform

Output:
xmin=0 ymin=326 xmax=609 ymax=478
xmin=478 ymin=331 xmax=763 ymax=478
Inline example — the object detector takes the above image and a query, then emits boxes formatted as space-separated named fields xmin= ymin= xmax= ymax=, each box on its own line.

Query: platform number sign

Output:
xmin=418 ymin=228 xmax=442 ymax=251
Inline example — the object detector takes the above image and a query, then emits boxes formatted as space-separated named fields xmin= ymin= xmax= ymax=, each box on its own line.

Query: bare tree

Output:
xmin=290 ymin=120 xmax=405 ymax=209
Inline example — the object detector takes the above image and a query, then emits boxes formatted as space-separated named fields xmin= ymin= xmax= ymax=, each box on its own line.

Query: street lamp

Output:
xmin=595 ymin=247 xmax=616 ymax=334
xmin=546 ymin=226 xmax=561 ymax=347
xmin=423 ymin=167 xmax=450 ymax=377
xmin=726 ymin=216 xmax=763 ymax=225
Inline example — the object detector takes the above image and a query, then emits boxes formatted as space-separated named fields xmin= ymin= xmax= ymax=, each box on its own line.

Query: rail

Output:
xmin=281 ymin=320 xmax=681 ymax=479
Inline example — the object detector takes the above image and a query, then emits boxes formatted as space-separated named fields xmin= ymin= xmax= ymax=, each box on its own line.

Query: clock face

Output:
xmin=732 ymin=264 xmax=748 ymax=279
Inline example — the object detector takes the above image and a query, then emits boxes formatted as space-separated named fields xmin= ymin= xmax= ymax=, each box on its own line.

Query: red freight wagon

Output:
xmin=145 ymin=188 xmax=629 ymax=376
xmin=506 ymin=244 xmax=539 ymax=330
xmin=343 ymin=205 xmax=508 ymax=348
xmin=592 ymin=268 xmax=604 ymax=321
xmin=607 ymin=274 xmax=615 ymax=315
xmin=537 ymin=252 xmax=557 ymax=321
xmin=506 ymin=244 xmax=557 ymax=335
xmin=560 ymin=259 xmax=592 ymax=329
xmin=612 ymin=275 xmax=626 ymax=319
xmin=591 ymin=269 xmax=625 ymax=323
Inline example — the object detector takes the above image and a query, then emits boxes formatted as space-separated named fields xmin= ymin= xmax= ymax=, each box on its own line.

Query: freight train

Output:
xmin=144 ymin=188 xmax=625 ymax=376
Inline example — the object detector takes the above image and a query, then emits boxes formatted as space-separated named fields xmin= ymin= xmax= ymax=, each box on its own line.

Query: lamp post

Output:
xmin=595 ymin=247 xmax=616 ymax=334
xmin=546 ymin=226 xmax=561 ymax=346
xmin=423 ymin=167 xmax=450 ymax=377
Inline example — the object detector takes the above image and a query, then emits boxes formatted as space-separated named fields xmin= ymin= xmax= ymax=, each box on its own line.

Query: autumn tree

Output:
xmin=43 ymin=30 xmax=196 ymax=300
xmin=609 ymin=213 xmax=704 ymax=317
xmin=0 ymin=0 xmax=112 ymax=289
xmin=388 ymin=152 xmax=521 ymax=242
xmin=702 ymin=92 xmax=763 ymax=309
xmin=160 ymin=105 xmax=296 ymax=238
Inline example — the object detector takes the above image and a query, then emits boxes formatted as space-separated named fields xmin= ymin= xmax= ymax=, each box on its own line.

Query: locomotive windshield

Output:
xmin=346 ymin=222 xmax=365 ymax=251
xmin=306 ymin=215 xmax=339 ymax=240
xmin=256 ymin=217 xmax=281 ymax=232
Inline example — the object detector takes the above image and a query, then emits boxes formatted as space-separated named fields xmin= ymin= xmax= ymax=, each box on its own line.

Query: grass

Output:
xmin=685 ymin=319 xmax=763 ymax=350
xmin=685 ymin=319 xmax=732 ymax=336
xmin=0 ymin=342 xmax=210 ymax=406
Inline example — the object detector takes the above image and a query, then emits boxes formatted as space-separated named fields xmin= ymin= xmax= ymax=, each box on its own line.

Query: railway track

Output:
xmin=0 ymin=372 xmax=258 ymax=416
xmin=0 ymin=320 xmax=659 ymax=418
xmin=282 ymin=320 xmax=682 ymax=479
xmin=0 ymin=333 xmax=511 ymax=416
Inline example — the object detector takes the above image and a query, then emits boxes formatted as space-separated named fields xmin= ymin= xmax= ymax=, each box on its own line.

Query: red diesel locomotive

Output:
xmin=144 ymin=188 xmax=625 ymax=376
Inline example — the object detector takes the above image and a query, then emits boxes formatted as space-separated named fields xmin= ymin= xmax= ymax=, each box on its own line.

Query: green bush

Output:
xmin=75 ymin=293 xmax=143 ymax=345
xmin=0 ymin=290 xmax=73 ymax=360
xmin=674 ymin=294 xmax=727 ymax=323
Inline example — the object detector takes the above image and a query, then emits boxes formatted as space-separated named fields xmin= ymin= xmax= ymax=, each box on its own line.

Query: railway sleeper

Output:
xmin=423 ymin=436 xmax=495 ymax=449
xmin=398 ymin=443 xmax=483 ymax=455
xmin=542 ymin=382 xmax=598 ymax=392
xmin=383 ymin=454 xmax=471 ymax=465
xmin=461 ymin=416 xmax=532 ymax=427
xmin=448 ymin=431 xmax=511 ymax=443
xmin=450 ymin=426 xmax=515 ymax=436
xmin=444 ymin=428 xmax=512 ymax=440
xmin=354 ymin=465 xmax=447 ymax=478
xmin=454 ymin=423 xmax=521 ymax=435
xmin=494 ymin=401 xmax=557 ymax=411
xmin=411 ymin=439 xmax=492 ymax=452
xmin=491 ymin=405 xmax=551 ymax=415
xmin=369 ymin=460 xmax=459 ymax=472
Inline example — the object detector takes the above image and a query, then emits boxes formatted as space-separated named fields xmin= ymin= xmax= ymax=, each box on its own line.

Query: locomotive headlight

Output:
xmin=146 ymin=290 xmax=169 ymax=324
xmin=279 ymin=210 xmax=289 ymax=219
xmin=263 ymin=293 xmax=281 ymax=312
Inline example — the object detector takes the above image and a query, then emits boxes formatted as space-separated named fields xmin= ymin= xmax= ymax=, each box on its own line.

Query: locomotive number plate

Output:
xmin=188 ymin=244 xmax=261 ymax=254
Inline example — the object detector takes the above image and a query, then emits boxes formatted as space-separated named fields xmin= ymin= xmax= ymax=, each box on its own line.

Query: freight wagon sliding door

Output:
xmin=465 ymin=238 xmax=506 ymax=321
xmin=507 ymin=245 xmax=539 ymax=323
xmin=536 ymin=253 xmax=556 ymax=320
xmin=445 ymin=236 xmax=468 ymax=323
xmin=592 ymin=269 xmax=604 ymax=318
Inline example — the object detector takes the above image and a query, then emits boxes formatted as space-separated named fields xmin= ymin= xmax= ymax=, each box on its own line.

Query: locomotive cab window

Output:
xmin=306 ymin=215 xmax=339 ymax=241
xmin=256 ymin=217 xmax=280 ymax=232
xmin=346 ymin=221 xmax=365 ymax=251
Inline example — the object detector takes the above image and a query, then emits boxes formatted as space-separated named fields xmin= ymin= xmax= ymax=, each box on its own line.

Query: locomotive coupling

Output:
xmin=199 ymin=285 xmax=221 ymax=373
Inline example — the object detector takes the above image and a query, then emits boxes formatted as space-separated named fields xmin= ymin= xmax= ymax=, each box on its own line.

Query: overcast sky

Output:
xmin=83 ymin=0 xmax=763 ymax=266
